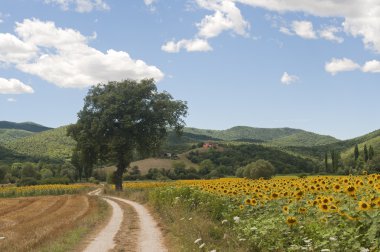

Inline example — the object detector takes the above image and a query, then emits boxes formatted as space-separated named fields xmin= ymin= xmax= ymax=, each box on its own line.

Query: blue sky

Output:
xmin=0 ymin=0 xmax=379 ymax=140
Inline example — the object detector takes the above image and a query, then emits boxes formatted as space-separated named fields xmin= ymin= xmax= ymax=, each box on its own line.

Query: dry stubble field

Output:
xmin=0 ymin=194 xmax=103 ymax=252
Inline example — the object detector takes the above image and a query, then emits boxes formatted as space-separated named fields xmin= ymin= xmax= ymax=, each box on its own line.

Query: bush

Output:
xmin=244 ymin=159 xmax=275 ymax=179
xmin=17 ymin=177 xmax=38 ymax=187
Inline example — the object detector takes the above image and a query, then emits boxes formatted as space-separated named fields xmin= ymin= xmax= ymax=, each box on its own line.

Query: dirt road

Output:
xmin=84 ymin=190 xmax=167 ymax=252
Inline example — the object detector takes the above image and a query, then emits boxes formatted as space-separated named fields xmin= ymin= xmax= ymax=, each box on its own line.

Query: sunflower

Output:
xmin=286 ymin=216 xmax=297 ymax=226
xmin=244 ymin=198 xmax=251 ymax=205
xmin=358 ymin=201 xmax=371 ymax=211
xmin=319 ymin=204 xmax=329 ymax=212
xmin=298 ymin=207 xmax=307 ymax=214
xmin=346 ymin=185 xmax=356 ymax=195
xmin=282 ymin=205 xmax=289 ymax=214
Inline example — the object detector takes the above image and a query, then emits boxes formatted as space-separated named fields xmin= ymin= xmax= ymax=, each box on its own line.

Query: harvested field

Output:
xmin=0 ymin=195 xmax=93 ymax=251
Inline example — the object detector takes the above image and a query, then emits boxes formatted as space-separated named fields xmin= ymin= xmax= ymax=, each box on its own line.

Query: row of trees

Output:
xmin=354 ymin=144 xmax=374 ymax=162
xmin=0 ymin=162 xmax=76 ymax=186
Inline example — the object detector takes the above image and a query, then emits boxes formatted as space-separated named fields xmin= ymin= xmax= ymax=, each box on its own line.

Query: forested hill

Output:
xmin=0 ymin=121 xmax=52 ymax=132
xmin=184 ymin=126 xmax=339 ymax=146
xmin=3 ymin=126 xmax=75 ymax=162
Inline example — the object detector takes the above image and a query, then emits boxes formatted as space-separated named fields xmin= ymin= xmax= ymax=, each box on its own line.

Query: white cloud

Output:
xmin=325 ymin=58 xmax=360 ymax=75
xmin=196 ymin=0 xmax=249 ymax=39
xmin=144 ymin=0 xmax=156 ymax=5
xmin=0 ymin=19 xmax=164 ymax=88
xmin=291 ymin=21 xmax=317 ymax=39
xmin=161 ymin=39 xmax=212 ymax=53
xmin=235 ymin=0 xmax=380 ymax=53
xmin=161 ymin=0 xmax=249 ymax=53
xmin=362 ymin=60 xmax=380 ymax=73
xmin=44 ymin=0 xmax=109 ymax=13
xmin=0 ymin=33 xmax=37 ymax=64
xmin=281 ymin=72 xmax=299 ymax=85
xmin=319 ymin=26 xmax=344 ymax=43
xmin=279 ymin=26 xmax=293 ymax=35
xmin=0 ymin=78 xmax=34 ymax=94
xmin=7 ymin=98 xmax=16 ymax=102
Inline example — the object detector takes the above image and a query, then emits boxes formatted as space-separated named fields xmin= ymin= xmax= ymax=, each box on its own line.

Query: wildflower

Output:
xmin=221 ymin=219 xmax=228 ymax=224
xmin=250 ymin=227 xmax=258 ymax=231
xmin=321 ymin=249 xmax=330 ymax=252
xmin=358 ymin=201 xmax=371 ymax=211
xmin=286 ymin=216 xmax=297 ymax=226
xmin=194 ymin=238 xmax=202 ymax=244
xmin=298 ymin=207 xmax=307 ymax=214
xmin=239 ymin=238 xmax=246 ymax=241
xmin=329 ymin=237 xmax=337 ymax=241
xmin=199 ymin=243 xmax=205 ymax=249
xmin=346 ymin=185 xmax=356 ymax=195
xmin=282 ymin=205 xmax=289 ymax=214
xmin=209 ymin=250 xmax=217 ymax=252
xmin=360 ymin=248 xmax=369 ymax=252
xmin=233 ymin=216 xmax=240 ymax=223
xmin=319 ymin=204 xmax=329 ymax=212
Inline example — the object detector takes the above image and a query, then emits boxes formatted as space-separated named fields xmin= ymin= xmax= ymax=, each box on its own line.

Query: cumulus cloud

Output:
xmin=144 ymin=0 xmax=156 ymax=5
xmin=0 ymin=78 xmax=34 ymax=94
xmin=172 ymin=0 xmax=380 ymax=53
xmin=161 ymin=39 xmax=212 ymax=53
xmin=0 ymin=19 xmax=164 ymax=88
xmin=291 ymin=21 xmax=317 ymax=39
xmin=234 ymin=0 xmax=380 ymax=53
xmin=161 ymin=0 xmax=249 ymax=53
xmin=7 ymin=98 xmax=16 ymax=102
xmin=44 ymin=0 xmax=109 ymax=12
xmin=362 ymin=60 xmax=380 ymax=73
xmin=325 ymin=58 xmax=360 ymax=75
xmin=319 ymin=26 xmax=344 ymax=43
xmin=281 ymin=72 xmax=299 ymax=85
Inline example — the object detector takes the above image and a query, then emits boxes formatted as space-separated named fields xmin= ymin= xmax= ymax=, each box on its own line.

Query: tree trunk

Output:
xmin=114 ymin=160 xmax=128 ymax=191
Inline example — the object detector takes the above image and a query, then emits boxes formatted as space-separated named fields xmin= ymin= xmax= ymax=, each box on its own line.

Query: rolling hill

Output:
xmin=3 ymin=126 xmax=75 ymax=162
xmin=1 ymin=121 xmax=379 ymax=174
xmin=184 ymin=126 xmax=339 ymax=146
xmin=0 ymin=129 xmax=35 ymax=143
xmin=0 ymin=121 xmax=52 ymax=132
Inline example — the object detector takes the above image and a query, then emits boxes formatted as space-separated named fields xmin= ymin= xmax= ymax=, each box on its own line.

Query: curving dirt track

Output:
xmin=0 ymin=195 xmax=91 ymax=251
xmin=84 ymin=190 xmax=167 ymax=252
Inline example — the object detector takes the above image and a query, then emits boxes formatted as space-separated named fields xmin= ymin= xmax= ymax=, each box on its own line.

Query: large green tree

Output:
xmin=68 ymin=79 xmax=187 ymax=190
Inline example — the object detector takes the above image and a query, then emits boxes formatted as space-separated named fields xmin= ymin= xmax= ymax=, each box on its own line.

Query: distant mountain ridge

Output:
xmin=184 ymin=126 xmax=339 ymax=147
xmin=0 ymin=121 xmax=52 ymax=133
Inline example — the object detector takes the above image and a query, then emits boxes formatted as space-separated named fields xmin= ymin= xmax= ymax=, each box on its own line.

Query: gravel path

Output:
xmin=84 ymin=189 xmax=167 ymax=252
xmin=106 ymin=196 xmax=167 ymax=252
xmin=83 ymin=198 xmax=123 ymax=252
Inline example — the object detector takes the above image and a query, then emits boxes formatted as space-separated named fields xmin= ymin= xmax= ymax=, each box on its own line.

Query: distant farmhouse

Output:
xmin=203 ymin=142 xmax=218 ymax=149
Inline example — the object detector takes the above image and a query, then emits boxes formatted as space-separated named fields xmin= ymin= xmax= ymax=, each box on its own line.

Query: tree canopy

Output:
xmin=67 ymin=79 xmax=187 ymax=190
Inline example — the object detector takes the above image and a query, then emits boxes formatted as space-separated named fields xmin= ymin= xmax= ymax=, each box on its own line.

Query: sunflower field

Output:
xmin=122 ymin=175 xmax=380 ymax=251
xmin=0 ymin=184 xmax=91 ymax=197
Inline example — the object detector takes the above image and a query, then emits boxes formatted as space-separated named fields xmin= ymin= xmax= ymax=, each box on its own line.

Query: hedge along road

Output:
xmin=85 ymin=188 xmax=167 ymax=252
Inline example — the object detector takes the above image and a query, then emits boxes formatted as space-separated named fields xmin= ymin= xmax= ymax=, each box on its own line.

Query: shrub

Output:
xmin=244 ymin=159 xmax=275 ymax=179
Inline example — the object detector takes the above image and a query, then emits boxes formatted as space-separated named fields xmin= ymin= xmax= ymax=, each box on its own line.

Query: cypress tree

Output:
xmin=369 ymin=145 xmax=374 ymax=160
xmin=364 ymin=144 xmax=369 ymax=162
xmin=354 ymin=144 xmax=359 ymax=161
xmin=324 ymin=152 xmax=328 ymax=173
